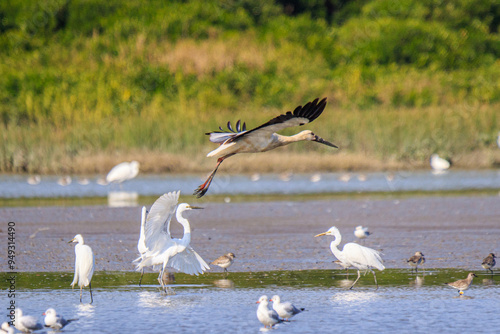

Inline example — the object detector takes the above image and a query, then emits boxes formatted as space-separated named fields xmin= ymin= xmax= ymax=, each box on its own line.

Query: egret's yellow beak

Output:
xmin=68 ymin=238 xmax=75 ymax=243
xmin=188 ymin=206 xmax=204 ymax=210
xmin=314 ymin=232 xmax=327 ymax=237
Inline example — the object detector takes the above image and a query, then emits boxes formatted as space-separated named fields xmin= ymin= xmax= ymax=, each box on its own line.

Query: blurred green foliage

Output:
xmin=0 ymin=0 xmax=499 ymax=172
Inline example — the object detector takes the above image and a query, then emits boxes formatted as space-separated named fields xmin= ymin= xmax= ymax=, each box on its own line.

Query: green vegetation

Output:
xmin=1 ymin=0 xmax=499 ymax=173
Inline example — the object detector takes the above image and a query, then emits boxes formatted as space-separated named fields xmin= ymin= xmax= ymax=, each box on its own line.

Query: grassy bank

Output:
xmin=1 ymin=0 xmax=500 ymax=174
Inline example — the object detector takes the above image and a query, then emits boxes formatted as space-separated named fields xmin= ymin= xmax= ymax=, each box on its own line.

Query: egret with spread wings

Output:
xmin=194 ymin=98 xmax=337 ymax=197
xmin=136 ymin=191 xmax=209 ymax=291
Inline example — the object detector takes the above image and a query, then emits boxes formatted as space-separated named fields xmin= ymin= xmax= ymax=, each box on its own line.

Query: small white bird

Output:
xmin=354 ymin=225 xmax=371 ymax=241
xmin=106 ymin=161 xmax=140 ymax=184
xmin=270 ymin=295 xmax=305 ymax=321
xmin=0 ymin=322 xmax=14 ymax=334
xmin=14 ymin=309 xmax=43 ymax=333
xmin=26 ymin=175 xmax=41 ymax=185
xmin=43 ymin=308 xmax=76 ymax=330
xmin=256 ymin=295 xmax=282 ymax=328
xmin=430 ymin=154 xmax=451 ymax=171
xmin=211 ymin=253 xmax=236 ymax=274
xmin=69 ymin=234 xmax=95 ymax=303
xmin=315 ymin=226 xmax=385 ymax=290
xmin=57 ymin=176 xmax=72 ymax=186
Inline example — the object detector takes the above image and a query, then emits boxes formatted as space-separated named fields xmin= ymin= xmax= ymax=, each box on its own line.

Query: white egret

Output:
xmin=14 ymin=309 xmax=43 ymax=333
xmin=445 ymin=272 xmax=476 ymax=295
xmin=430 ymin=154 xmax=451 ymax=171
xmin=0 ymin=322 xmax=14 ymax=334
xmin=407 ymin=251 xmax=425 ymax=273
xmin=256 ymin=295 xmax=282 ymax=328
xmin=269 ymin=295 xmax=305 ymax=321
xmin=106 ymin=161 xmax=140 ymax=184
xmin=136 ymin=191 xmax=210 ymax=291
xmin=481 ymin=253 xmax=496 ymax=274
xmin=315 ymin=226 xmax=385 ymax=290
xmin=334 ymin=259 xmax=351 ymax=276
xmin=43 ymin=308 xmax=76 ymax=330
xmin=133 ymin=206 xmax=148 ymax=286
xmin=354 ymin=225 xmax=371 ymax=242
xmin=211 ymin=252 xmax=235 ymax=274
xmin=69 ymin=234 xmax=95 ymax=303
xmin=195 ymin=98 xmax=337 ymax=197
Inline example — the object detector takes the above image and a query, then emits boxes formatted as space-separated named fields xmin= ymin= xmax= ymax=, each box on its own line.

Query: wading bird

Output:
xmin=133 ymin=206 xmax=148 ymax=286
xmin=69 ymin=234 xmax=95 ymax=304
xmin=256 ymin=295 xmax=282 ymax=328
xmin=407 ymin=251 xmax=425 ymax=273
xmin=315 ymin=226 xmax=385 ymax=290
xmin=430 ymin=154 xmax=451 ymax=171
xmin=270 ymin=295 xmax=305 ymax=321
xmin=106 ymin=161 xmax=140 ymax=185
xmin=445 ymin=272 xmax=476 ymax=295
xmin=43 ymin=308 xmax=76 ymax=330
xmin=481 ymin=253 xmax=496 ymax=274
xmin=14 ymin=309 xmax=43 ymax=333
xmin=211 ymin=252 xmax=236 ymax=274
xmin=0 ymin=322 xmax=14 ymax=334
xmin=136 ymin=191 xmax=210 ymax=291
xmin=195 ymin=98 xmax=337 ymax=197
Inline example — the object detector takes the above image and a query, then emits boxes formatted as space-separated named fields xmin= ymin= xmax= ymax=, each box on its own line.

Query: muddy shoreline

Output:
xmin=1 ymin=194 xmax=498 ymax=273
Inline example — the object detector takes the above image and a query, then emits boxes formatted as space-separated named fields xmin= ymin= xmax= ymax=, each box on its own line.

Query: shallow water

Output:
xmin=4 ymin=270 xmax=499 ymax=333
xmin=2 ymin=170 xmax=500 ymax=199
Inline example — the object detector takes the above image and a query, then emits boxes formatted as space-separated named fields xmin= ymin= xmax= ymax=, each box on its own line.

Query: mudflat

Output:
xmin=1 ymin=194 xmax=498 ymax=272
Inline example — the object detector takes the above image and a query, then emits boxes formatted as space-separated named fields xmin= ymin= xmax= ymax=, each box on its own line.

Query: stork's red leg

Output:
xmin=194 ymin=156 xmax=232 ymax=198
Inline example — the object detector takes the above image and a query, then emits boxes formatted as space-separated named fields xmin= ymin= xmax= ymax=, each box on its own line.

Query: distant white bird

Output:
xmin=77 ymin=177 xmax=90 ymax=185
xmin=14 ymin=309 xmax=43 ymax=333
xmin=270 ymin=295 xmax=305 ymax=321
xmin=136 ymin=191 xmax=210 ymax=291
xmin=430 ymin=154 xmax=450 ymax=171
xmin=106 ymin=161 xmax=140 ymax=184
xmin=69 ymin=234 xmax=95 ymax=303
xmin=57 ymin=176 xmax=72 ymax=186
xmin=250 ymin=173 xmax=261 ymax=182
xmin=195 ymin=98 xmax=337 ymax=197
xmin=0 ymin=322 xmax=14 ymax=334
xmin=211 ymin=253 xmax=235 ymax=274
xmin=407 ymin=251 xmax=425 ymax=273
xmin=256 ymin=295 xmax=282 ymax=328
xmin=310 ymin=173 xmax=321 ymax=183
xmin=27 ymin=175 xmax=41 ymax=185
xmin=445 ymin=272 xmax=476 ymax=295
xmin=133 ymin=206 xmax=148 ymax=286
xmin=354 ymin=225 xmax=371 ymax=241
xmin=43 ymin=308 xmax=76 ymax=330
xmin=315 ymin=226 xmax=385 ymax=290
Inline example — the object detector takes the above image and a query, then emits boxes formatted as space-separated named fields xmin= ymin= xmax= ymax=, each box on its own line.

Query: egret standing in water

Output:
xmin=195 ymin=98 xmax=337 ymax=197
xmin=136 ymin=191 xmax=210 ymax=291
xmin=106 ymin=161 xmax=140 ymax=185
xmin=133 ymin=206 xmax=148 ymax=286
xmin=315 ymin=226 xmax=385 ymax=290
xmin=69 ymin=234 xmax=95 ymax=303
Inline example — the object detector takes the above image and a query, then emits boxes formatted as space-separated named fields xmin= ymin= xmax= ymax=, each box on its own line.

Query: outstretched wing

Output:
xmin=205 ymin=98 xmax=327 ymax=144
xmin=144 ymin=191 xmax=180 ymax=253
xmin=167 ymin=246 xmax=210 ymax=275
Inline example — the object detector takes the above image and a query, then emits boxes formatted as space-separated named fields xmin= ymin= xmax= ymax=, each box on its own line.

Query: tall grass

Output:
xmin=1 ymin=0 xmax=500 ymax=173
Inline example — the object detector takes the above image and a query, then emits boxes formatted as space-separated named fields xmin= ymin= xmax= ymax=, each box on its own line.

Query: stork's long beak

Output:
xmin=314 ymin=232 xmax=327 ymax=237
xmin=188 ymin=206 xmax=204 ymax=209
xmin=313 ymin=135 xmax=338 ymax=148
xmin=68 ymin=238 xmax=75 ymax=243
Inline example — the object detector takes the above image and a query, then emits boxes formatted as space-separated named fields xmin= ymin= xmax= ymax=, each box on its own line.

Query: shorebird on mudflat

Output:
xmin=194 ymin=98 xmax=337 ymax=197
xmin=211 ymin=252 xmax=235 ymax=274
xmin=481 ymin=253 xmax=496 ymax=274
xmin=445 ymin=272 xmax=476 ymax=295
xmin=407 ymin=251 xmax=425 ymax=273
